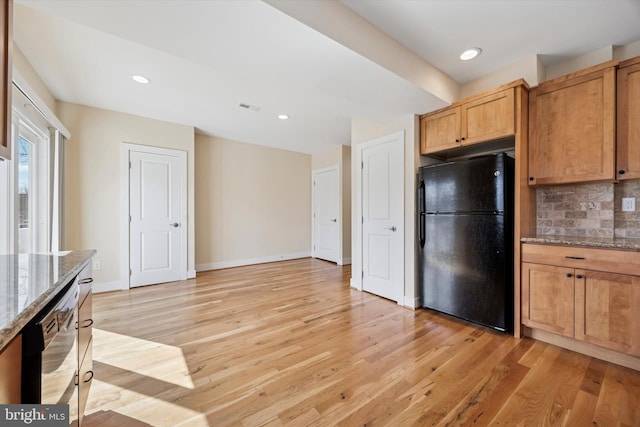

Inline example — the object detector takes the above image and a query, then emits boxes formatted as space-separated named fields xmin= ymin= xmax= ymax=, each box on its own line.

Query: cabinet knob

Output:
xmin=529 ymin=177 xmax=534 ymax=181
xmin=461 ymin=137 xmax=466 ymax=141
xmin=619 ymin=170 xmax=626 ymax=175
xmin=455 ymin=139 xmax=460 ymax=142
xmin=576 ymin=274 xmax=583 ymax=279
xmin=566 ymin=273 xmax=572 ymax=278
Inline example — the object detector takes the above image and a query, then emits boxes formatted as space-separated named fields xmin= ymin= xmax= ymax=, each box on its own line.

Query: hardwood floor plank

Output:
xmin=82 ymin=258 xmax=640 ymax=427
xmin=436 ymin=339 xmax=533 ymax=426
xmin=565 ymin=390 xmax=599 ymax=426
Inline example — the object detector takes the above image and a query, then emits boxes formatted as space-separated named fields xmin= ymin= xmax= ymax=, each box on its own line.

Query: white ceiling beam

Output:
xmin=264 ymin=0 xmax=460 ymax=105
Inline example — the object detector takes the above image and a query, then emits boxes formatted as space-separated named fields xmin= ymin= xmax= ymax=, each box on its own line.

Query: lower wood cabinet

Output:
xmin=575 ymin=271 xmax=640 ymax=356
xmin=77 ymin=262 xmax=93 ymax=426
xmin=522 ymin=262 xmax=575 ymax=337
xmin=0 ymin=334 xmax=21 ymax=403
xmin=78 ymin=337 xmax=93 ymax=425
xmin=522 ymin=243 xmax=640 ymax=359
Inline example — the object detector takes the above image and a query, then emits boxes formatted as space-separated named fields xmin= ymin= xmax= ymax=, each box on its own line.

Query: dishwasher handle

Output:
xmin=57 ymin=285 xmax=79 ymax=332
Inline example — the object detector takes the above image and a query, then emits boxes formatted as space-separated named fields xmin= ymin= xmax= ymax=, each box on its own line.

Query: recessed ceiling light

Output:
xmin=278 ymin=114 xmax=289 ymax=120
xmin=460 ymin=48 xmax=482 ymax=61
xmin=132 ymin=75 xmax=150 ymax=84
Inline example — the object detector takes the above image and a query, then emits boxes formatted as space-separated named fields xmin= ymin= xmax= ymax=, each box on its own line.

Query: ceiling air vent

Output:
xmin=238 ymin=103 xmax=261 ymax=112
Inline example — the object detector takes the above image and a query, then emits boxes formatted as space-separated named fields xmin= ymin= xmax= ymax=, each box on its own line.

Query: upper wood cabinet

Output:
xmin=0 ymin=0 xmax=11 ymax=161
xmin=420 ymin=81 xmax=522 ymax=156
xmin=420 ymin=107 xmax=460 ymax=153
xmin=462 ymin=88 xmax=515 ymax=145
xmin=617 ymin=56 xmax=640 ymax=181
xmin=528 ymin=61 xmax=617 ymax=186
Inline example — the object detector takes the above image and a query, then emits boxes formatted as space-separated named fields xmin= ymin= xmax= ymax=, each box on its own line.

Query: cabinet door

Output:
xmin=78 ymin=337 xmax=93 ymax=426
xmin=0 ymin=334 xmax=21 ymax=403
xmin=78 ymin=291 xmax=92 ymax=364
xmin=617 ymin=61 xmax=640 ymax=180
xmin=0 ymin=0 xmax=12 ymax=160
xmin=461 ymin=88 xmax=514 ymax=146
xmin=522 ymin=263 xmax=574 ymax=337
xmin=528 ymin=67 xmax=616 ymax=185
xmin=420 ymin=107 xmax=461 ymax=154
xmin=575 ymin=270 xmax=640 ymax=357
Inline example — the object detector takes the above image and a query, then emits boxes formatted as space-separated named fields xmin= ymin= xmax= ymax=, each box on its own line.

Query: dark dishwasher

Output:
xmin=22 ymin=279 xmax=79 ymax=424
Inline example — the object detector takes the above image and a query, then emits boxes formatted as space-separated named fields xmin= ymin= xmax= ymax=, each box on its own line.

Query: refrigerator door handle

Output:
xmin=418 ymin=180 xmax=426 ymax=248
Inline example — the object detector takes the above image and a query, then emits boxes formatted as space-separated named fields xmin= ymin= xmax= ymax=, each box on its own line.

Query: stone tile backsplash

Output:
xmin=536 ymin=180 xmax=640 ymax=239
xmin=615 ymin=180 xmax=640 ymax=238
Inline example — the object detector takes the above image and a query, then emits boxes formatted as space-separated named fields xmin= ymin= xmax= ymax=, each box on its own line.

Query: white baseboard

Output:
xmin=350 ymin=277 xmax=362 ymax=290
xmin=403 ymin=296 xmax=420 ymax=310
xmin=93 ymin=280 xmax=124 ymax=294
xmin=187 ymin=269 xmax=196 ymax=279
xmin=341 ymin=257 xmax=352 ymax=265
xmin=196 ymin=252 xmax=311 ymax=272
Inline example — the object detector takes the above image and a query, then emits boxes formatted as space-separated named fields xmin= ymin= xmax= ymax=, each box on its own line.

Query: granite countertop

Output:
xmin=0 ymin=250 xmax=96 ymax=351
xmin=521 ymin=235 xmax=640 ymax=251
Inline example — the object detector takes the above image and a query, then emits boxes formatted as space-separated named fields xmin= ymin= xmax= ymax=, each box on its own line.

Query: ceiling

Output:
xmin=13 ymin=0 xmax=640 ymax=155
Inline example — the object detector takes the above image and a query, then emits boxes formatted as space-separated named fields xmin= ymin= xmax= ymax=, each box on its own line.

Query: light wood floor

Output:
xmin=84 ymin=258 xmax=640 ymax=427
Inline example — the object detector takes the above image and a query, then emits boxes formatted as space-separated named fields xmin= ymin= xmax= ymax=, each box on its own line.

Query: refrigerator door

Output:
xmin=419 ymin=213 xmax=513 ymax=331
xmin=421 ymin=154 xmax=507 ymax=213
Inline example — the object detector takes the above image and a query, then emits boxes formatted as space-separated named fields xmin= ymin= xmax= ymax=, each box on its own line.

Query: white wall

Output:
xmin=350 ymin=115 xmax=420 ymax=308
xmin=460 ymin=39 xmax=640 ymax=97
xmin=13 ymin=44 xmax=56 ymax=113
xmin=57 ymin=102 xmax=196 ymax=290
xmin=461 ymin=55 xmax=542 ymax=98
xmin=194 ymin=134 xmax=311 ymax=271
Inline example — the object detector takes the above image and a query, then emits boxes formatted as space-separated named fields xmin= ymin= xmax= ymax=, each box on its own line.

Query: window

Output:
xmin=16 ymin=123 xmax=50 ymax=253
xmin=0 ymin=86 xmax=56 ymax=254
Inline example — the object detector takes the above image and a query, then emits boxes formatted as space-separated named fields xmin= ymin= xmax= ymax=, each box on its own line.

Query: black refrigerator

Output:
xmin=417 ymin=153 xmax=514 ymax=332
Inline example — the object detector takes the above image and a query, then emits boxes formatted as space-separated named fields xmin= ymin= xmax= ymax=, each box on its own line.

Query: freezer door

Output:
xmin=421 ymin=154 xmax=508 ymax=213
xmin=419 ymin=213 xmax=513 ymax=331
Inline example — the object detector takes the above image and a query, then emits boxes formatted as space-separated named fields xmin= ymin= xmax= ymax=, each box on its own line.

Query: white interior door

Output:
xmin=362 ymin=133 xmax=404 ymax=302
xmin=313 ymin=166 xmax=339 ymax=263
xmin=129 ymin=150 xmax=182 ymax=287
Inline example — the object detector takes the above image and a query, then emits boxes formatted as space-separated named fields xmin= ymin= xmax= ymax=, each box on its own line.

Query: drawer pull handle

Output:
xmin=79 ymin=278 xmax=93 ymax=284
xmin=566 ymin=273 xmax=572 ymax=278
xmin=565 ymin=256 xmax=585 ymax=260
xmin=83 ymin=370 xmax=94 ymax=383
xmin=81 ymin=319 xmax=94 ymax=328
xmin=576 ymin=274 xmax=583 ymax=279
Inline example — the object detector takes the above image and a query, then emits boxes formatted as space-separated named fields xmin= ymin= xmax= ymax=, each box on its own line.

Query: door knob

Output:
xmin=330 ymin=218 xmax=337 ymax=222
xmin=169 ymin=223 xmax=180 ymax=227
xmin=385 ymin=226 xmax=397 ymax=232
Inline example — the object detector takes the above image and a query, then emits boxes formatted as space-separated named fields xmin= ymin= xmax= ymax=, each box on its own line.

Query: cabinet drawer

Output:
xmin=522 ymin=243 xmax=640 ymax=276
xmin=78 ymin=263 xmax=93 ymax=307
xmin=78 ymin=291 xmax=93 ymax=364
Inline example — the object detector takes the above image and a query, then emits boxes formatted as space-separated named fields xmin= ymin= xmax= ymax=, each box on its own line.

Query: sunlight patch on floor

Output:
xmin=93 ymin=328 xmax=195 ymax=389
xmin=86 ymin=379 xmax=209 ymax=427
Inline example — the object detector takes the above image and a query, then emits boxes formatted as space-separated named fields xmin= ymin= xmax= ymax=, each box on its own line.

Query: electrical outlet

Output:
xmin=622 ymin=197 xmax=636 ymax=212
xmin=92 ymin=260 xmax=102 ymax=271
